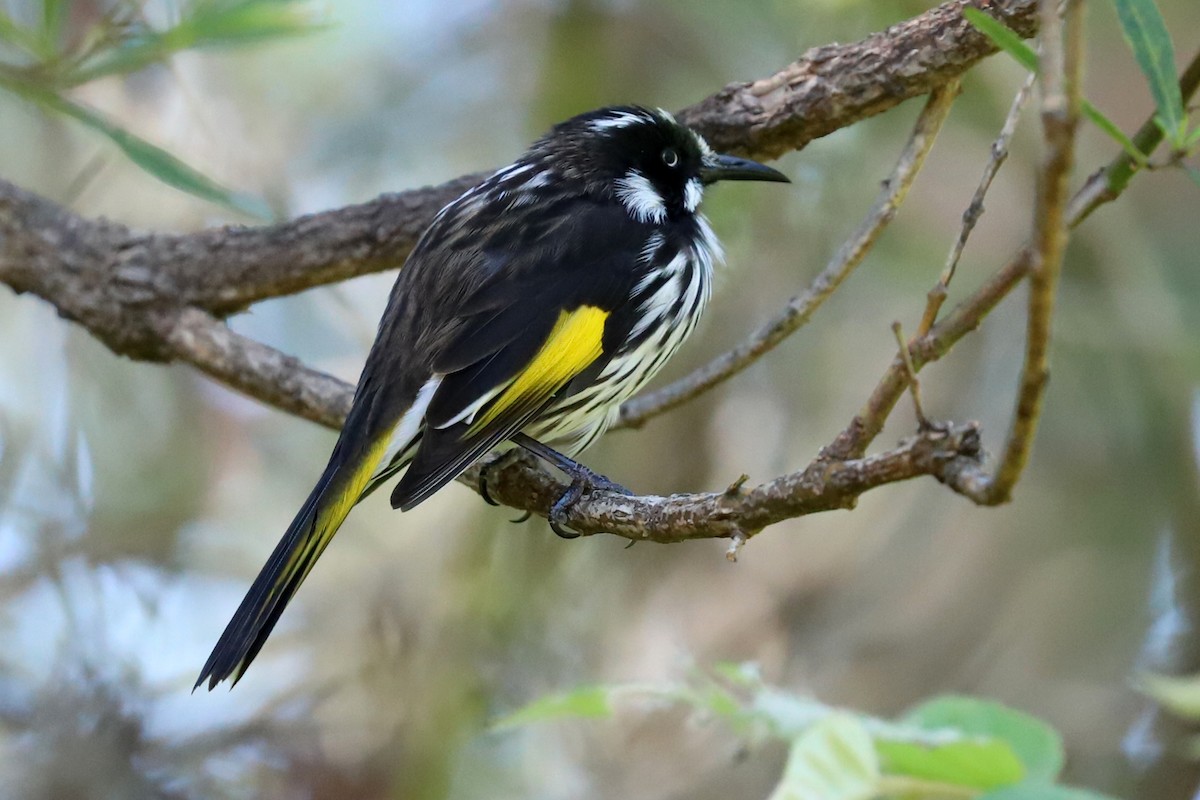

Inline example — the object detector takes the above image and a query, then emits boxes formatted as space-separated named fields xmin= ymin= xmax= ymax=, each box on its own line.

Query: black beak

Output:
xmin=699 ymin=153 xmax=790 ymax=185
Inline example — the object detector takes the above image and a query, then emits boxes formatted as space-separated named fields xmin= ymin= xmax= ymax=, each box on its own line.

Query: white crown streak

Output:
xmin=589 ymin=111 xmax=653 ymax=131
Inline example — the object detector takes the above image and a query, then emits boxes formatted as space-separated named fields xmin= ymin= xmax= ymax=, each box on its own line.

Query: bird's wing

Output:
xmin=387 ymin=201 xmax=649 ymax=511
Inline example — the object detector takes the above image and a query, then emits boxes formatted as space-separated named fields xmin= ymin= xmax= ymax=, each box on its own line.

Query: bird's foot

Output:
xmin=509 ymin=434 xmax=633 ymax=539
xmin=546 ymin=465 xmax=632 ymax=539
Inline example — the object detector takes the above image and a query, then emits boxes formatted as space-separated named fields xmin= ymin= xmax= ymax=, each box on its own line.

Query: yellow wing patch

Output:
xmin=468 ymin=305 xmax=609 ymax=435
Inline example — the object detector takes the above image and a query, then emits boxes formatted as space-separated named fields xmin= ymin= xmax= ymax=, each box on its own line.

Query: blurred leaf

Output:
xmin=877 ymin=738 xmax=1024 ymax=790
xmin=69 ymin=0 xmax=326 ymax=85
xmin=185 ymin=0 xmax=330 ymax=46
xmin=43 ymin=92 xmax=271 ymax=219
xmin=492 ymin=685 xmax=614 ymax=730
xmin=903 ymin=697 xmax=1064 ymax=783
xmin=0 ymin=10 xmax=45 ymax=57
xmin=965 ymin=6 xmax=1149 ymax=165
xmin=979 ymin=783 xmax=1122 ymax=800
xmin=1138 ymin=671 xmax=1200 ymax=719
xmin=767 ymin=715 xmax=880 ymax=800
xmin=1112 ymin=0 xmax=1186 ymax=145
xmin=42 ymin=0 xmax=67 ymax=47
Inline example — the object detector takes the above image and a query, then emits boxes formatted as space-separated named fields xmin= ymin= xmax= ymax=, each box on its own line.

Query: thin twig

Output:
xmin=919 ymin=72 xmax=1035 ymax=335
xmin=975 ymin=0 xmax=1081 ymax=503
xmin=617 ymin=80 xmax=960 ymax=429
xmin=891 ymin=321 xmax=930 ymax=429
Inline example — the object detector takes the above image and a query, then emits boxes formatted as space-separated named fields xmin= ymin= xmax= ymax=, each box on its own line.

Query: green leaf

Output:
xmin=492 ymin=685 xmax=615 ymax=730
xmin=39 ymin=91 xmax=271 ymax=219
xmin=979 ymin=783 xmax=1123 ymax=800
xmin=1112 ymin=0 xmax=1186 ymax=146
xmin=903 ymin=696 xmax=1064 ymax=783
xmin=1137 ymin=671 xmax=1200 ymax=719
xmin=767 ymin=715 xmax=881 ymax=800
xmin=963 ymin=6 xmax=1038 ymax=71
xmin=877 ymin=738 xmax=1024 ymax=790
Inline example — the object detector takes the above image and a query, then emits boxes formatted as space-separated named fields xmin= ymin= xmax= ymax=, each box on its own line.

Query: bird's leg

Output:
xmin=511 ymin=433 xmax=632 ymax=538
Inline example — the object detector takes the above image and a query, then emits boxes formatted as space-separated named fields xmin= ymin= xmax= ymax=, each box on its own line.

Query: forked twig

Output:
xmin=919 ymin=72 xmax=1036 ymax=335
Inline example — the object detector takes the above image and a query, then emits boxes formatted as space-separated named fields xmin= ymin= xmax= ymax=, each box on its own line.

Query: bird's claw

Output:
xmin=477 ymin=449 xmax=524 ymax=507
xmin=546 ymin=469 xmax=632 ymax=539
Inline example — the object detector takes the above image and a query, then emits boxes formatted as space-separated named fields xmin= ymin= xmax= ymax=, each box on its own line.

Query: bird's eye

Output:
xmin=661 ymin=147 xmax=679 ymax=168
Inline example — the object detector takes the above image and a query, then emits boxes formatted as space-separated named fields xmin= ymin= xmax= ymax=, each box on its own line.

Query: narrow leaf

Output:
xmin=963 ymin=7 xmax=1038 ymax=72
xmin=1112 ymin=0 xmax=1186 ymax=146
xmin=767 ymin=714 xmax=881 ymax=800
xmin=46 ymin=94 xmax=272 ymax=219
xmin=1082 ymin=101 xmax=1149 ymax=164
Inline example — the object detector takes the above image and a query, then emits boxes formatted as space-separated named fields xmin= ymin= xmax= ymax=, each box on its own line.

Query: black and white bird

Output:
xmin=196 ymin=105 xmax=788 ymax=689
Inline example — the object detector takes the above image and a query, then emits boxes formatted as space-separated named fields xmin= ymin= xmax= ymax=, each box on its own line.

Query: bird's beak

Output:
xmin=699 ymin=153 xmax=790 ymax=185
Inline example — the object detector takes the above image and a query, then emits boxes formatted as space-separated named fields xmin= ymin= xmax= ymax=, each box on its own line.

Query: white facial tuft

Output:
xmin=684 ymin=178 xmax=703 ymax=212
xmin=614 ymin=170 xmax=668 ymax=224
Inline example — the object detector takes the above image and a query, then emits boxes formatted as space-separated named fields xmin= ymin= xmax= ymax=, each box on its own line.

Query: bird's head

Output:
xmin=530 ymin=106 xmax=789 ymax=223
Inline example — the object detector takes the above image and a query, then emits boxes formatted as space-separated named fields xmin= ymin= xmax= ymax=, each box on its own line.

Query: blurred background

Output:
xmin=1 ymin=0 xmax=1199 ymax=797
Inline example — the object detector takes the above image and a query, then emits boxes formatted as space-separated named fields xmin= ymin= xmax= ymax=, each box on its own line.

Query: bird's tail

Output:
xmin=194 ymin=433 xmax=391 ymax=690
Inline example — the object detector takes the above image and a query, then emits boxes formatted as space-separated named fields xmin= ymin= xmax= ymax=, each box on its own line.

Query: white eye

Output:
xmin=661 ymin=147 xmax=679 ymax=168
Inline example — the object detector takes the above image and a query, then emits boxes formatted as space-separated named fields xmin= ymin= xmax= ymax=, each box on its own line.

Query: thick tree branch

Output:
xmin=1 ymin=1 xmax=1037 ymax=339
xmin=166 ymin=308 xmax=353 ymax=429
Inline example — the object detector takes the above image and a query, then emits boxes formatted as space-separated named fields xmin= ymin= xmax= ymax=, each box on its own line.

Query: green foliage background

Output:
xmin=0 ymin=1 xmax=1198 ymax=798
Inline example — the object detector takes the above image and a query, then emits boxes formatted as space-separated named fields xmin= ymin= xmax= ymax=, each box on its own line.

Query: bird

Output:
xmin=195 ymin=105 xmax=788 ymax=690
